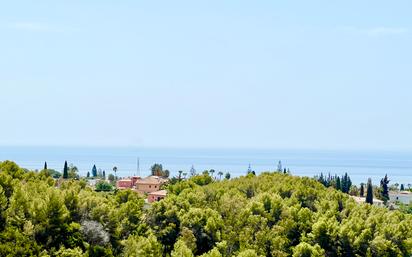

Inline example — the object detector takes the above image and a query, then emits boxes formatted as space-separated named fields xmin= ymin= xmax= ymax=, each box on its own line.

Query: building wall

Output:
xmin=137 ymin=183 xmax=161 ymax=193
xmin=117 ymin=180 xmax=132 ymax=188
xmin=148 ymin=194 xmax=165 ymax=203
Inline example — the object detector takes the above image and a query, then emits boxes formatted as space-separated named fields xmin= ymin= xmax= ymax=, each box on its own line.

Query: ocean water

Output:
xmin=0 ymin=146 xmax=412 ymax=186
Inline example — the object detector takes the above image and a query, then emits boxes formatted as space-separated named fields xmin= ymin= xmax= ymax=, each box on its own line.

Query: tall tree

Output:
xmin=380 ymin=174 xmax=390 ymax=204
xmin=360 ymin=183 xmax=365 ymax=197
xmin=341 ymin=173 xmax=352 ymax=193
xmin=92 ymin=165 xmax=97 ymax=177
xmin=277 ymin=160 xmax=282 ymax=172
xmin=209 ymin=169 xmax=215 ymax=179
xmin=401 ymin=184 xmax=405 ymax=191
xmin=151 ymin=164 xmax=163 ymax=176
xmin=44 ymin=161 xmax=48 ymax=170
xmin=341 ymin=174 xmax=347 ymax=192
xmin=63 ymin=161 xmax=68 ymax=179
xmin=190 ymin=165 xmax=196 ymax=177
xmin=113 ymin=166 xmax=118 ymax=179
xmin=68 ymin=164 xmax=79 ymax=179
xmin=366 ymin=178 xmax=373 ymax=204
xmin=336 ymin=177 xmax=341 ymax=191
xmin=87 ymin=171 xmax=90 ymax=178
xmin=218 ymin=171 xmax=223 ymax=180
xmin=103 ymin=170 xmax=106 ymax=179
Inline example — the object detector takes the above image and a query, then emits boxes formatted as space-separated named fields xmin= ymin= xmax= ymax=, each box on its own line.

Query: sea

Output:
xmin=1 ymin=146 xmax=412 ymax=186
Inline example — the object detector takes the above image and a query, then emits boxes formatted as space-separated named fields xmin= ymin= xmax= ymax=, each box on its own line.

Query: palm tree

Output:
xmin=218 ymin=171 xmax=223 ymax=180
xmin=178 ymin=170 xmax=183 ymax=180
xmin=210 ymin=169 xmax=215 ymax=179
xmin=113 ymin=166 xmax=118 ymax=180
xmin=394 ymin=183 xmax=399 ymax=191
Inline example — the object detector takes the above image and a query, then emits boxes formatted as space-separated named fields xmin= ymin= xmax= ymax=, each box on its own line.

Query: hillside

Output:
xmin=1 ymin=161 xmax=411 ymax=257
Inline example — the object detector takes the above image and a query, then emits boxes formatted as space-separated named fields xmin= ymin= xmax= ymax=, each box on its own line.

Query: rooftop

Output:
xmin=148 ymin=190 xmax=167 ymax=196
xmin=135 ymin=176 xmax=168 ymax=185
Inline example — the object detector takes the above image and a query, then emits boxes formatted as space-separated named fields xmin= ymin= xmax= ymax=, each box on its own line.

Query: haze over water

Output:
xmin=1 ymin=146 xmax=411 ymax=185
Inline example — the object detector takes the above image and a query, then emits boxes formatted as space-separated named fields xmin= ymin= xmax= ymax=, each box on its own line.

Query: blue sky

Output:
xmin=1 ymin=1 xmax=411 ymax=150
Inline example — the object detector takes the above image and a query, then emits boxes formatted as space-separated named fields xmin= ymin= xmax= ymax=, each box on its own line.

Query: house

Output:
xmin=135 ymin=176 xmax=168 ymax=194
xmin=87 ymin=179 xmax=99 ymax=187
xmin=148 ymin=190 xmax=167 ymax=203
xmin=116 ymin=179 xmax=133 ymax=189
xmin=351 ymin=196 xmax=384 ymax=207
xmin=116 ymin=176 xmax=141 ymax=189
xmin=389 ymin=191 xmax=412 ymax=204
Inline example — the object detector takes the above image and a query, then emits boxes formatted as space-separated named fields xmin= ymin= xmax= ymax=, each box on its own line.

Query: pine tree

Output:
xmin=360 ymin=183 xmax=365 ymax=197
xmin=336 ymin=176 xmax=341 ymax=191
xmin=401 ymin=184 xmax=405 ymax=191
xmin=341 ymin=173 xmax=351 ymax=193
xmin=380 ymin=174 xmax=390 ymax=204
xmin=103 ymin=170 xmax=106 ymax=179
xmin=366 ymin=178 xmax=373 ymax=204
xmin=341 ymin=174 xmax=347 ymax=193
xmin=44 ymin=161 xmax=48 ymax=170
xmin=92 ymin=165 xmax=97 ymax=177
xmin=63 ymin=161 xmax=68 ymax=179
xmin=318 ymin=172 xmax=325 ymax=186
xmin=87 ymin=171 xmax=90 ymax=178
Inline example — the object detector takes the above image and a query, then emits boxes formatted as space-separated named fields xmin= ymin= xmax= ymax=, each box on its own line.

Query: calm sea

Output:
xmin=1 ymin=146 xmax=411 ymax=185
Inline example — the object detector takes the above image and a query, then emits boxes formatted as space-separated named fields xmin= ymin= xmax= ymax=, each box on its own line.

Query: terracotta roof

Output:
xmin=148 ymin=190 xmax=167 ymax=196
xmin=135 ymin=176 xmax=167 ymax=185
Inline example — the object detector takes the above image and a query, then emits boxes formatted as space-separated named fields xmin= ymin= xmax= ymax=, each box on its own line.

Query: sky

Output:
xmin=0 ymin=1 xmax=411 ymax=150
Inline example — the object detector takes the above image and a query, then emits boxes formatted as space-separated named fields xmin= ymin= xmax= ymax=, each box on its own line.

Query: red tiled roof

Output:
xmin=148 ymin=190 xmax=167 ymax=196
xmin=135 ymin=176 xmax=167 ymax=185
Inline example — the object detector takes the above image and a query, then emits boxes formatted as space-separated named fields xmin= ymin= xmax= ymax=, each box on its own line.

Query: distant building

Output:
xmin=389 ymin=191 xmax=412 ymax=204
xmin=116 ymin=176 xmax=141 ymax=189
xmin=148 ymin=190 xmax=167 ymax=203
xmin=135 ymin=176 xmax=168 ymax=194
xmin=116 ymin=175 xmax=168 ymax=202
xmin=116 ymin=179 xmax=133 ymax=189
xmin=87 ymin=179 xmax=99 ymax=187
xmin=351 ymin=196 xmax=384 ymax=207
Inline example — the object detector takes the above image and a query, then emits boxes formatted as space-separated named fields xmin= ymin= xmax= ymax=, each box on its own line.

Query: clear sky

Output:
xmin=0 ymin=1 xmax=411 ymax=150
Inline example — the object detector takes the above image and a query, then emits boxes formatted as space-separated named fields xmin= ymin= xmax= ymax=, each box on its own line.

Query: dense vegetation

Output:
xmin=1 ymin=161 xmax=412 ymax=257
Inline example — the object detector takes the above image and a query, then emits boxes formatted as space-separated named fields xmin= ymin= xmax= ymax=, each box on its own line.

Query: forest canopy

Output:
xmin=1 ymin=160 xmax=412 ymax=257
